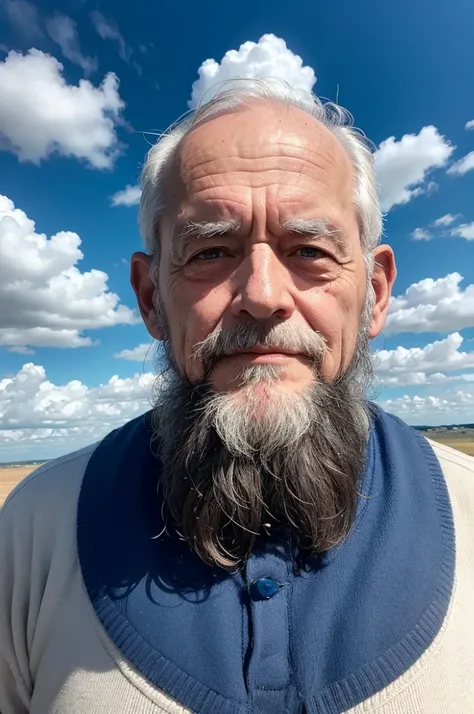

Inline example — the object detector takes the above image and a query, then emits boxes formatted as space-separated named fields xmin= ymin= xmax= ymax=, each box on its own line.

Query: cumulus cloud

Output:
xmin=447 ymin=151 xmax=474 ymax=177
xmin=451 ymin=222 xmax=474 ymax=240
xmin=46 ymin=14 xmax=97 ymax=74
xmin=90 ymin=11 xmax=131 ymax=63
xmin=0 ymin=195 xmax=138 ymax=350
xmin=373 ymin=126 xmax=454 ymax=212
xmin=380 ymin=391 xmax=474 ymax=427
xmin=110 ymin=184 xmax=141 ymax=206
xmin=374 ymin=333 xmax=474 ymax=386
xmin=0 ymin=49 xmax=124 ymax=168
xmin=0 ymin=363 xmax=157 ymax=460
xmin=431 ymin=213 xmax=460 ymax=227
xmin=385 ymin=273 xmax=474 ymax=335
xmin=189 ymin=34 xmax=316 ymax=109
xmin=378 ymin=372 xmax=452 ymax=387
xmin=465 ymin=119 xmax=474 ymax=130
xmin=412 ymin=227 xmax=432 ymax=241
xmin=114 ymin=343 xmax=154 ymax=361
xmin=411 ymin=213 xmax=462 ymax=241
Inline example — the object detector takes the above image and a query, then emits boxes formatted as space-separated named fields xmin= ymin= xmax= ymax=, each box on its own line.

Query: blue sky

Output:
xmin=1 ymin=0 xmax=474 ymax=461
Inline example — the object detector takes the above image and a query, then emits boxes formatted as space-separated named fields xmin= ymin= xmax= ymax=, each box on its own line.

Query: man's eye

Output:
xmin=193 ymin=248 xmax=226 ymax=261
xmin=294 ymin=246 xmax=327 ymax=259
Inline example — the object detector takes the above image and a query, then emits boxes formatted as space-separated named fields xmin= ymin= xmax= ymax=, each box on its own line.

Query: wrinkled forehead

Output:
xmin=161 ymin=102 xmax=356 ymax=227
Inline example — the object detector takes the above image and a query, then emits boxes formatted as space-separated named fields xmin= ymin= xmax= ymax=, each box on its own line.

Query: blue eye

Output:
xmin=295 ymin=246 xmax=326 ymax=259
xmin=194 ymin=248 xmax=225 ymax=261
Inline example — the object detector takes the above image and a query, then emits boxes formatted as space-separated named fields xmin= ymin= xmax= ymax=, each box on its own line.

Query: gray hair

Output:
xmin=139 ymin=77 xmax=383 ymax=276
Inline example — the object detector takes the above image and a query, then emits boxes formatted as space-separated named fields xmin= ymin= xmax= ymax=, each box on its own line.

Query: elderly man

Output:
xmin=1 ymin=79 xmax=473 ymax=714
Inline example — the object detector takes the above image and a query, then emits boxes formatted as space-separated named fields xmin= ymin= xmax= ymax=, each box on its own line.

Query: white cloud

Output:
xmin=374 ymin=333 xmax=474 ymax=386
xmin=378 ymin=372 xmax=453 ymax=387
xmin=377 ymin=372 xmax=474 ymax=387
xmin=426 ymin=180 xmax=439 ymax=194
xmin=432 ymin=213 xmax=460 ymax=227
xmin=6 ymin=345 xmax=34 ymax=355
xmin=385 ymin=273 xmax=474 ymax=335
xmin=465 ymin=119 xmax=474 ymax=130
xmin=0 ymin=363 xmax=157 ymax=460
xmin=189 ymin=34 xmax=316 ymax=109
xmin=114 ymin=343 xmax=154 ymax=361
xmin=0 ymin=0 xmax=42 ymax=38
xmin=447 ymin=151 xmax=474 ymax=176
xmin=111 ymin=184 xmax=141 ymax=206
xmin=379 ymin=391 xmax=474 ymax=427
xmin=90 ymin=11 xmax=131 ymax=63
xmin=411 ymin=213 xmax=462 ymax=241
xmin=0 ymin=49 xmax=124 ymax=168
xmin=373 ymin=126 xmax=454 ymax=212
xmin=0 ymin=195 xmax=138 ymax=349
xmin=451 ymin=222 xmax=474 ymax=240
xmin=412 ymin=227 xmax=432 ymax=241
xmin=46 ymin=14 xmax=97 ymax=74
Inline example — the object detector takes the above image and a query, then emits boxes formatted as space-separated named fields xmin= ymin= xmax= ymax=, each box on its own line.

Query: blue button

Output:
xmin=249 ymin=578 xmax=281 ymax=601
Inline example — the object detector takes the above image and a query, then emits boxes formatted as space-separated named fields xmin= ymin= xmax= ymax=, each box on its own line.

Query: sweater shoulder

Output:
xmin=1 ymin=443 xmax=98 ymax=519
xmin=0 ymin=444 xmax=100 ymax=558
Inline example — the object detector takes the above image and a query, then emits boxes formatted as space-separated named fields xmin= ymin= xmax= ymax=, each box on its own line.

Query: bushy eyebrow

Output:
xmin=171 ymin=217 xmax=349 ymax=262
xmin=171 ymin=220 xmax=242 ymax=262
xmin=282 ymin=218 xmax=349 ymax=256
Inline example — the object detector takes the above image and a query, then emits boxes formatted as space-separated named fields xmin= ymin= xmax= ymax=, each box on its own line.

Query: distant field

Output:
xmin=427 ymin=435 xmax=474 ymax=456
xmin=0 ymin=466 xmax=39 ymax=506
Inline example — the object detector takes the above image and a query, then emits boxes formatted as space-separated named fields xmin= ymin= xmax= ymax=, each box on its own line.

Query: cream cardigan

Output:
xmin=0 ymin=438 xmax=473 ymax=714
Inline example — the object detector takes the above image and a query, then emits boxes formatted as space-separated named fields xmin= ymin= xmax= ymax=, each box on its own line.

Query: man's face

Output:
xmin=133 ymin=102 xmax=394 ymax=396
xmin=130 ymin=101 xmax=396 ymax=567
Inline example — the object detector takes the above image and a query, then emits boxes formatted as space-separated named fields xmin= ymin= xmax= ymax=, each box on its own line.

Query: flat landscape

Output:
xmin=1 ymin=429 xmax=473 ymax=507
xmin=0 ymin=466 xmax=41 ymax=507
xmin=426 ymin=432 xmax=474 ymax=456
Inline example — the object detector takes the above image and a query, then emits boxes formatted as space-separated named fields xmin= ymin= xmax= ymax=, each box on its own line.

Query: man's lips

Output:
xmin=221 ymin=347 xmax=306 ymax=359
xmin=238 ymin=346 xmax=300 ymax=355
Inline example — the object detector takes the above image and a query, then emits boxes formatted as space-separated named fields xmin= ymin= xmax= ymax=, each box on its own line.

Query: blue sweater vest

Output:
xmin=77 ymin=404 xmax=455 ymax=714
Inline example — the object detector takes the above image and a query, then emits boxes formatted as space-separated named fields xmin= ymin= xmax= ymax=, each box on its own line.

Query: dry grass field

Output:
xmin=0 ymin=466 xmax=40 ymax=507
xmin=0 ymin=432 xmax=473 ymax=507
xmin=428 ymin=435 xmax=474 ymax=457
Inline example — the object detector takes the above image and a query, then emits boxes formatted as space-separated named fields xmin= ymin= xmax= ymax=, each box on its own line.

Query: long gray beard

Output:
xmin=151 ymin=331 xmax=374 ymax=571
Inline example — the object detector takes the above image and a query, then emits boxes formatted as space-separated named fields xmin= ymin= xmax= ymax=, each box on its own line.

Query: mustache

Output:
xmin=192 ymin=322 xmax=327 ymax=372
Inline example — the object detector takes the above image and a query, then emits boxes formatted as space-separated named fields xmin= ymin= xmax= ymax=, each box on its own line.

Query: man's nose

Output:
xmin=231 ymin=244 xmax=295 ymax=320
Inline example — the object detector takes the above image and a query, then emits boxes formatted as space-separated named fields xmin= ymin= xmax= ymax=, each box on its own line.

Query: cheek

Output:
xmin=302 ymin=282 xmax=362 ymax=378
xmin=167 ymin=278 xmax=231 ymax=376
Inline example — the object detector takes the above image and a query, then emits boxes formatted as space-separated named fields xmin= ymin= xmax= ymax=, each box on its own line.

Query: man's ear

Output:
xmin=368 ymin=245 xmax=397 ymax=339
xmin=130 ymin=252 xmax=164 ymax=341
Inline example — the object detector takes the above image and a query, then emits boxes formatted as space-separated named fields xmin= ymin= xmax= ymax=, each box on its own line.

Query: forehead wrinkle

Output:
xmin=165 ymin=109 xmax=357 ymax=252
xmin=184 ymin=172 xmax=344 ymax=202
xmin=180 ymin=129 xmax=341 ymax=162
xmin=179 ymin=122 xmax=342 ymax=162
xmin=184 ymin=154 xmax=341 ymax=184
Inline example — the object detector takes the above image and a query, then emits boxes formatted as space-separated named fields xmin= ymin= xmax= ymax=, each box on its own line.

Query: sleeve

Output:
xmin=0 ymin=490 xmax=34 ymax=714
